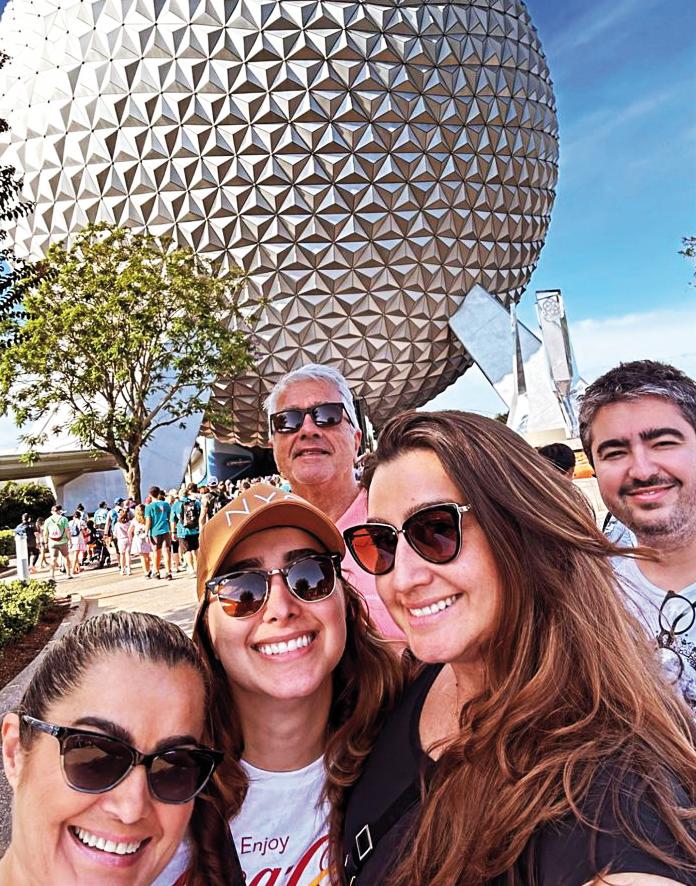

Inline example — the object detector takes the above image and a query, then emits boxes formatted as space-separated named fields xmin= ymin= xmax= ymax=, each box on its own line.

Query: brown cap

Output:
xmin=196 ymin=481 xmax=345 ymax=600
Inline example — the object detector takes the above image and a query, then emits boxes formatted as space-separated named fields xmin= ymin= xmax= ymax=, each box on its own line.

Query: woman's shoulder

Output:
xmin=526 ymin=765 xmax=696 ymax=886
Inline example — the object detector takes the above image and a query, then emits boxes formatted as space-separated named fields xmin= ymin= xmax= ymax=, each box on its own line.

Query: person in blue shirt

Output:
xmin=93 ymin=501 xmax=109 ymax=530
xmin=170 ymin=484 xmax=201 ymax=576
xmin=144 ymin=487 xmax=173 ymax=580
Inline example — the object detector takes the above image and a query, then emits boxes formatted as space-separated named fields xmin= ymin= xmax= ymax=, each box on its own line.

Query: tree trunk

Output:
xmin=125 ymin=456 xmax=142 ymax=502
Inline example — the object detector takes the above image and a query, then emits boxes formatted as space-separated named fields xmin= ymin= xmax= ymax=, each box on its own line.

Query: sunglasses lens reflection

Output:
xmin=348 ymin=526 xmax=398 ymax=575
xmin=271 ymin=409 xmax=304 ymax=433
xmin=406 ymin=508 xmax=459 ymax=562
xmin=287 ymin=556 xmax=335 ymax=601
xmin=271 ymin=403 xmax=344 ymax=434
xmin=216 ymin=572 xmax=268 ymax=617
xmin=311 ymin=403 xmax=343 ymax=426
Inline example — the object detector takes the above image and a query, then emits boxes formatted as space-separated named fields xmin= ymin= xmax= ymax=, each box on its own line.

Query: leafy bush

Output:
xmin=0 ymin=481 xmax=55 ymax=530
xmin=0 ymin=554 xmax=9 ymax=568
xmin=0 ymin=530 xmax=14 ymax=558
xmin=0 ymin=579 xmax=55 ymax=648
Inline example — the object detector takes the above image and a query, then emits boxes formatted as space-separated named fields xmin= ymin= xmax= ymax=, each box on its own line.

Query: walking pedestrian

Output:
xmin=44 ymin=505 xmax=70 ymax=581
xmin=129 ymin=504 xmax=153 ymax=577
xmin=113 ymin=509 xmax=133 ymax=575
xmin=145 ymin=487 xmax=173 ymax=581
xmin=171 ymin=485 xmax=201 ymax=576
xmin=67 ymin=510 xmax=86 ymax=577
xmin=34 ymin=518 xmax=48 ymax=570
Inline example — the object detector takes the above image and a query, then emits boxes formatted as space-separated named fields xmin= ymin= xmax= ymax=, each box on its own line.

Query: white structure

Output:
xmin=449 ymin=285 xmax=585 ymax=445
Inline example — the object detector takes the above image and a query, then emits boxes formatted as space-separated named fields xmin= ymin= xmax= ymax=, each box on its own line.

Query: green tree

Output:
xmin=0 ymin=481 xmax=55 ymax=529
xmin=0 ymin=50 xmax=34 ymax=321
xmin=0 ymin=222 xmax=255 ymax=500
xmin=680 ymin=236 xmax=696 ymax=284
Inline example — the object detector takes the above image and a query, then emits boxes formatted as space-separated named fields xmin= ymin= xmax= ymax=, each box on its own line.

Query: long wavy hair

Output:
xmin=16 ymin=611 xmax=239 ymax=886
xmin=193 ymin=564 xmax=403 ymax=874
xmin=356 ymin=410 xmax=696 ymax=886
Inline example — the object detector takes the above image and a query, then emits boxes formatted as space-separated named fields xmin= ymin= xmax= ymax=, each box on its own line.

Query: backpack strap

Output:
xmin=343 ymin=779 xmax=420 ymax=884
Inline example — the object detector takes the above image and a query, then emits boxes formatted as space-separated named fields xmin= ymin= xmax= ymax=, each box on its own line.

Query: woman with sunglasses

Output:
xmin=0 ymin=610 xmax=239 ymax=886
xmin=155 ymin=482 xmax=401 ymax=886
xmin=339 ymin=410 xmax=696 ymax=886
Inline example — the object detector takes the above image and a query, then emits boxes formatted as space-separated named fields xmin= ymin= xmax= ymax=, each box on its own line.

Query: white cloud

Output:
xmin=424 ymin=304 xmax=696 ymax=415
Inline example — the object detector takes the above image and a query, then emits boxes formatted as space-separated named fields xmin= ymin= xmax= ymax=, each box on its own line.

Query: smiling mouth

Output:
xmin=70 ymin=826 xmax=146 ymax=856
xmin=254 ymin=632 xmax=316 ymax=657
xmin=408 ymin=594 xmax=461 ymax=619
xmin=294 ymin=449 xmax=329 ymax=458
xmin=625 ymin=485 xmax=675 ymax=498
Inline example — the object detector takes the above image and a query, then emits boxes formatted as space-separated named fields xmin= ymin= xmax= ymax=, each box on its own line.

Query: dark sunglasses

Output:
xmin=269 ymin=402 xmax=352 ymax=435
xmin=206 ymin=552 xmax=342 ymax=618
xmin=343 ymin=502 xmax=470 ymax=575
xmin=22 ymin=715 xmax=222 ymax=804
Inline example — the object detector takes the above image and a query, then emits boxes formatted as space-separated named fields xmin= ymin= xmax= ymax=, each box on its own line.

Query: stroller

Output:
xmin=84 ymin=522 xmax=111 ymax=569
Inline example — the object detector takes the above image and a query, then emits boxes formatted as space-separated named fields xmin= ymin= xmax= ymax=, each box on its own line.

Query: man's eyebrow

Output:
xmin=640 ymin=426 xmax=686 ymax=442
xmin=596 ymin=427 xmax=686 ymax=457
xmin=595 ymin=437 xmax=629 ymax=457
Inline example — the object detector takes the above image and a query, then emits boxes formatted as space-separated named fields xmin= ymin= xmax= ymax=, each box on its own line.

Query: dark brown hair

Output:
xmin=357 ymin=410 xmax=696 ymax=886
xmin=194 ymin=569 xmax=403 ymax=878
xmin=579 ymin=359 xmax=696 ymax=463
xmin=17 ymin=610 xmax=240 ymax=886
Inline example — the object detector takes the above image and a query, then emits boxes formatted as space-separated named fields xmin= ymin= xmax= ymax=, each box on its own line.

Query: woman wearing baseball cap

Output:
xmin=154 ymin=482 xmax=401 ymax=886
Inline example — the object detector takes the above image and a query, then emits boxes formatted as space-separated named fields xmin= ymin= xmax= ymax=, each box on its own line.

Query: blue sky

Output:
xmin=432 ymin=0 xmax=696 ymax=413
xmin=0 ymin=0 xmax=694 ymax=442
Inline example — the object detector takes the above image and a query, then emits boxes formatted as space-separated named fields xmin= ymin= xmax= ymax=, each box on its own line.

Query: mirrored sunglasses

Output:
xmin=206 ymin=552 xmax=341 ymax=618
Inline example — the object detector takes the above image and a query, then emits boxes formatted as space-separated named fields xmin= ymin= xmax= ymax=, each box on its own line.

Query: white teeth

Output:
xmin=257 ymin=634 xmax=313 ymax=656
xmin=73 ymin=827 xmax=142 ymax=855
xmin=409 ymin=595 xmax=459 ymax=618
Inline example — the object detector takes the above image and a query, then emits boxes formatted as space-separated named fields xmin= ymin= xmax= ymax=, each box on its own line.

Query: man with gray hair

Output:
xmin=266 ymin=362 xmax=401 ymax=638
xmin=579 ymin=359 xmax=696 ymax=711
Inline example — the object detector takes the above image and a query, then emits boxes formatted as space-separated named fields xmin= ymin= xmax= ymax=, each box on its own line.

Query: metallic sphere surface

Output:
xmin=0 ymin=0 xmax=558 ymax=445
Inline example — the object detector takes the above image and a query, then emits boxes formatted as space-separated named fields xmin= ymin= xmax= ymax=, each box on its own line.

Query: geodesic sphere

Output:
xmin=0 ymin=0 xmax=558 ymax=445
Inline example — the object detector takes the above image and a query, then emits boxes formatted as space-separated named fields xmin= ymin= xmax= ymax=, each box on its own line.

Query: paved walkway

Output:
xmin=0 ymin=562 xmax=199 ymax=854
xmin=77 ymin=563 xmax=199 ymax=634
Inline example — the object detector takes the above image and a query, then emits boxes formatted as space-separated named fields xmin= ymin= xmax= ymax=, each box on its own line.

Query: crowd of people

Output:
xmin=2 ymin=357 xmax=695 ymax=886
xmin=14 ymin=475 xmax=288 ymax=582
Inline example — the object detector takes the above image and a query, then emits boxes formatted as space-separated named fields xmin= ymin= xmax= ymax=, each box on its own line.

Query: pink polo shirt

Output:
xmin=336 ymin=490 xmax=403 ymax=640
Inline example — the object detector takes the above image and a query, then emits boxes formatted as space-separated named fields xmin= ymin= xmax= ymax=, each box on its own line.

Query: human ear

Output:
xmin=353 ymin=427 xmax=362 ymax=462
xmin=2 ymin=713 xmax=26 ymax=789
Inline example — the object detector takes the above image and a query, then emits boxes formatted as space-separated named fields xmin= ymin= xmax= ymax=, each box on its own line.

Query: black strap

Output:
xmin=344 ymin=779 xmax=420 ymax=884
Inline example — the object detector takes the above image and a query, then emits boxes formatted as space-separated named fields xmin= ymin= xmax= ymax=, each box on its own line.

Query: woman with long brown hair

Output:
xmin=339 ymin=410 xmax=696 ymax=886
xmin=155 ymin=482 xmax=401 ymax=886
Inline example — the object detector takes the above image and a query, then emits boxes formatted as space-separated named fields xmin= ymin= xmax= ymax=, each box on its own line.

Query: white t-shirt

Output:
xmin=153 ymin=755 xmax=330 ymax=886
xmin=613 ymin=555 xmax=696 ymax=711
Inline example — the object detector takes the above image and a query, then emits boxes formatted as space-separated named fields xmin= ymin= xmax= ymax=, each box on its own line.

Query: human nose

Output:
xmin=99 ymin=764 xmax=152 ymax=823
xmin=626 ymin=443 xmax=660 ymax=480
xmin=298 ymin=410 xmax=320 ymax=436
xmin=262 ymin=573 xmax=302 ymax=623
xmin=388 ymin=533 xmax=432 ymax=598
